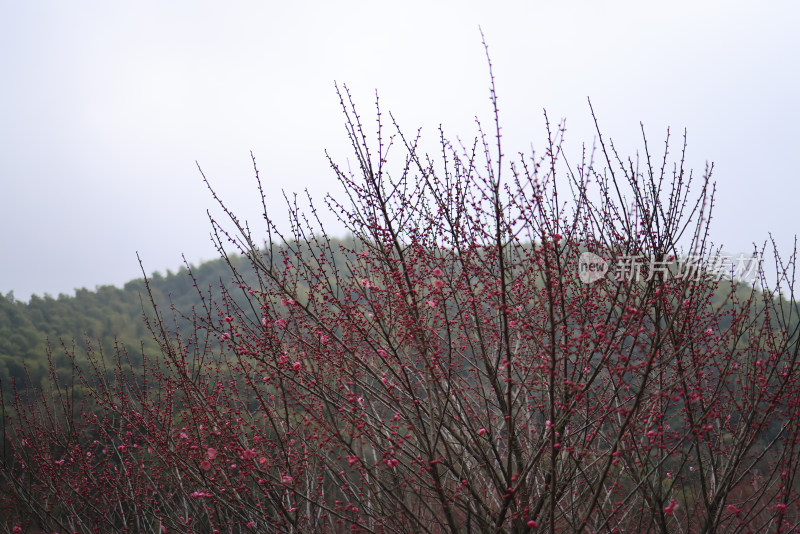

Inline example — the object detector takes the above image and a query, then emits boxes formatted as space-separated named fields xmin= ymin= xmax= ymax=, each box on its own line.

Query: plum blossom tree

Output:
xmin=1 ymin=50 xmax=800 ymax=533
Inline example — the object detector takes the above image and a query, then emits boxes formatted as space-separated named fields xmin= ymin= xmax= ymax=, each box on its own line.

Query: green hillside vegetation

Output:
xmin=0 ymin=236 xmax=365 ymax=394
xmin=0 ymin=241 xmax=795 ymax=397
xmin=0 ymin=254 xmax=253 ymax=393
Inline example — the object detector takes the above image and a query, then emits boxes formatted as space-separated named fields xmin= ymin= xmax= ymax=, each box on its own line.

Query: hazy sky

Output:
xmin=1 ymin=1 xmax=798 ymax=301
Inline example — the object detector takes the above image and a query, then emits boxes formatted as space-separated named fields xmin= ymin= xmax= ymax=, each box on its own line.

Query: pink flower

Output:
xmin=242 ymin=449 xmax=256 ymax=460
xmin=664 ymin=499 xmax=678 ymax=515
xmin=206 ymin=447 xmax=217 ymax=460
xmin=527 ymin=520 xmax=538 ymax=528
xmin=281 ymin=475 xmax=294 ymax=484
xmin=246 ymin=521 xmax=255 ymax=528
xmin=777 ymin=503 xmax=787 ymax=514
xmin=427 ymin=300 xmax=436 ymax=308
xmin=258 ymin=456 xmax=267 ymax=464
xmin=293 ymin=361 xmax=302 ymax=372
xmin=347 ymin=455 xmax=359 ymax=466
xmin=727 ymin=504 xmax=741 ymax=516
xmin=477 ymin=428 xmax=486 ymax=436
xmin=224 ymin=316 xmax=233 ymax=323
xmin=432 ymin=268 xmax=443 ymax=276
xmin=200 ymin=460 xmax=211 ymax=471
xmin=432 ymin=279 xmax=445 ymax=290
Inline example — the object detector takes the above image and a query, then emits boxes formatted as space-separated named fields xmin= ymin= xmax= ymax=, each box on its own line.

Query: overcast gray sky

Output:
xmin=1 ymin=1 xmax=798 ymax=301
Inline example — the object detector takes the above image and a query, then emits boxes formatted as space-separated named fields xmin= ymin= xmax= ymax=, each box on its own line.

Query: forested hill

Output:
xmin=1 ymin=242 xmax=794 ymax=394
xmin=0 ymin=254 xmax=256 ymax=392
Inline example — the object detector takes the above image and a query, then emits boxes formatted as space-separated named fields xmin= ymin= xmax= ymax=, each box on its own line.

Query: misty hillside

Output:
xmin=0 ymin=235 xmax=365 ymax=393
xmin=0 ymin=253 xmax=258 ymax=392
xmin=0 ymin=240 xmax=793 ymax=394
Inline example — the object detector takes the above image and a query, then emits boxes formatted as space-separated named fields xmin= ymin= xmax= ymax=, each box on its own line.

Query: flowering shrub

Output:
xmin=2 ymin=62 xmax=800 ymax=533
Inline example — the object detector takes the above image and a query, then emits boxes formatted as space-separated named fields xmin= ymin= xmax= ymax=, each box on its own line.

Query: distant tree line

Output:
xmin=0 ymin=255 xmax=250 ymax=393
